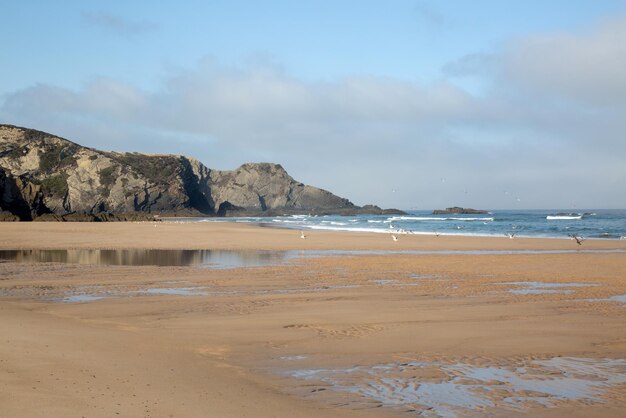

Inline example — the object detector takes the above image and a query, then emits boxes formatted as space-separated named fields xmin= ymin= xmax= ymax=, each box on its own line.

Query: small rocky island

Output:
xmin=0 ymin=125 xmax=404 ymax=221
xmin=433 ymin=207 xmax=489 ymax=215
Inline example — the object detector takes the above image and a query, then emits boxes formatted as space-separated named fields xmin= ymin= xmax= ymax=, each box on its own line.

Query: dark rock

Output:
xmin=432 ymin=206 xmax=489 ymax=215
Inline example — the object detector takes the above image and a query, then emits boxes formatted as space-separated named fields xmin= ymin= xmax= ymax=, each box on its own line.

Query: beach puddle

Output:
xmin=57 ymin=286 xmax=212 ymax=303
xmin=610 ymin=295 xmax=626 ymax=304
xmin=0 ymin=249 xmax=291 ymax=268
xmin=497 ymin=281 xmax=599 ymax=295
xmin=51 ymin=283 xmax=361 ymax=303
xmin=62 ymin=294 xmax=111 ymax=303
xmin=2 ymin=249 xmax=626 ymax=268
xmin=283 ymin=357 xmax=626 ymax=417
xmin=369 ymin=278 xmax=421 ymax=287
xmin=586 ymin=294 xmax=626 ymax=306
xmin=279 ymin=355 xmax=308 ymax=361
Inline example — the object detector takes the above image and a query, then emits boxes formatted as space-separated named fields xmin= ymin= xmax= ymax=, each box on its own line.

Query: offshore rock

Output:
xmin=432 ymin=206 xmax=489 ymax=215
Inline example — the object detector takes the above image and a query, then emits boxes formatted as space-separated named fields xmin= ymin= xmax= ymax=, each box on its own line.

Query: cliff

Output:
xmin=0 ymin=125 xmax=400 ymax=220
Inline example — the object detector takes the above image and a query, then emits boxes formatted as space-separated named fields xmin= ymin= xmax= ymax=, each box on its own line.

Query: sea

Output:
xmin=170 ymin=209 xmax=626 ymax=240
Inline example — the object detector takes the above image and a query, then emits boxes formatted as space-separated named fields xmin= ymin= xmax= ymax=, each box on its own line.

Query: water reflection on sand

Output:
xmin=2 ymin=248 xmax=625 ymax=268
xmin=0 ymin=249 xmax=288 ymax=268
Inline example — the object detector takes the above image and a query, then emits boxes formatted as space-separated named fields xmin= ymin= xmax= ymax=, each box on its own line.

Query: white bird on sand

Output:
xmin=569 ymin=234 xmax=585 ymax=245
xmin=392 ymin=235 xmax=399 ymax=242
xmin=300 ymin=231 xmax=307 ymax=239
xmin=434 ymin=232 xmax=440 ymax=237
xmin=505 ymin=233 xmax=516 ymax=239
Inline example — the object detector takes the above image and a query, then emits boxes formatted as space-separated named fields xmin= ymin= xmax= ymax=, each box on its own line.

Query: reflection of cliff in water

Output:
xmin=0 ymin=249 xmax=289 ymax=268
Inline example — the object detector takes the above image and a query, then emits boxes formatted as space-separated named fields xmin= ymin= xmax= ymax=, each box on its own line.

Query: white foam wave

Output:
xmin=389 ymin=216 xmax=494 ymax=222
xmin=272 ymin=219 xmax=304 ymax=224
xmin=307 ymin=225 xmax=392 ymax=234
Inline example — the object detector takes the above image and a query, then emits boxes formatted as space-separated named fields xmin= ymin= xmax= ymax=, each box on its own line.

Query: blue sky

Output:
xmin=2 ymin=1 xmax=626 ymax=208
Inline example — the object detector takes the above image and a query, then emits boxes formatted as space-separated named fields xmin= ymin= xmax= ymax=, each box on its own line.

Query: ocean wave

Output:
xmin=163 ymin=210 xmax=626 ymax=241
xmin=306 ymin=225 xmax=394 ymax=234
xmin=388 ymin=216 xmax=494 ymax=222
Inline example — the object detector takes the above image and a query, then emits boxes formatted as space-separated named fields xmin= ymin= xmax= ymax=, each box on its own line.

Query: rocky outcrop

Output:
xmin=0 ymin=125 xmax=399 ymax=220
xmin=207 ymin=162 xmax=354 ymax=215
xmin=0 ymin=167 xmax=49 ymax=220
xmin=432 ymin=207 xmax=489 ymax=215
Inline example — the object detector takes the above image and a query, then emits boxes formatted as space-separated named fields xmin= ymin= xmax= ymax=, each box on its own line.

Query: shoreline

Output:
xmin=166 ymin=213 xmax=626 ymax=241
xmin=263 ymin=222 xmax=626 ymax=241
xmin=1 ymin=221 xmax=625 ymax=251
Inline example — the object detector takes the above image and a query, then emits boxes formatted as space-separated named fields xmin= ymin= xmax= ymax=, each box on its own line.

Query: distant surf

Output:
xmin=170 ymin=209 xmax=626 ymax=240
xmin=389 ymin=216 xmax=495 ymax=222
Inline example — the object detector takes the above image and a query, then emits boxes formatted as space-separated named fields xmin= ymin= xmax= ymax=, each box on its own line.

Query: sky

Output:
xmin=1 ymin=1 xmax=626 ymax=209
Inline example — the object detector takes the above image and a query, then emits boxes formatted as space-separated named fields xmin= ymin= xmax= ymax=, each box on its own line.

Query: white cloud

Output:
xmin=504 ymin=16 xmax=626 ymax=107
xmin=448 ymin=15 xmax=626 ymax=107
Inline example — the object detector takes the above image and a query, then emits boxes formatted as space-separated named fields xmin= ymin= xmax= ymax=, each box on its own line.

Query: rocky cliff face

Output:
xmin=0 ymin=125 xmax=366 ymax=220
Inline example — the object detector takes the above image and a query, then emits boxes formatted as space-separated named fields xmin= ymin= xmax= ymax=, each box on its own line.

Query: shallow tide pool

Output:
xmin=497 ymin=281 xmax=600 ymax=295
xmin=282 ymin=356 xmax=626 ymax=417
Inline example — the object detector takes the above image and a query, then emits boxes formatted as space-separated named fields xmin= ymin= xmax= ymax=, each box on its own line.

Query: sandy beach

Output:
xmin=1 ymin=222 xmax=626 ymax=417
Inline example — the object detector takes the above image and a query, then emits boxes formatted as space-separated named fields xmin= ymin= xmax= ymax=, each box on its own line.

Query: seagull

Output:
xmin=300 ymin=231 xmax=307 ymax=239
xmin=569 ymin=234 xmax=585 ymax=245
xmin=505 ymin=233 xmax=516 ymax=239
xmin=434 ymin=232 xmax=440 ymax=237
xmin=392 ymin=235 xmax=399 ymax=242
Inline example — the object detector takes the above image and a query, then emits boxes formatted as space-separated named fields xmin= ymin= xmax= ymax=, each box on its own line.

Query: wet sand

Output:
xmin=1 ymin=222 xmax=625 ymax=417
